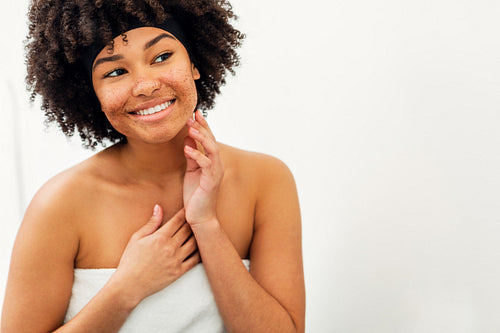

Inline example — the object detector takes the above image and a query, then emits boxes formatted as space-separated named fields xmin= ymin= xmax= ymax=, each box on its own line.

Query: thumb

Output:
xmin=134 ymin=204 xmax=163 ymax=238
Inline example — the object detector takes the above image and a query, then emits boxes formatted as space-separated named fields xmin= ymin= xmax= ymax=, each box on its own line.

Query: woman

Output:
xmin=2 ymin=0 xmax=305 ymax=332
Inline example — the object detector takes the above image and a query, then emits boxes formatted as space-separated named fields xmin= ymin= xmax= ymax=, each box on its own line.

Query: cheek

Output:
xmin=96 ymin=87 xmax=128 ymax=114
xmin=160 ymin=68 xmax=198 ymax=104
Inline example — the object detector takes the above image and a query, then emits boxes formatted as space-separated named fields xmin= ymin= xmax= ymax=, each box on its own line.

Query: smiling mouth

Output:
xmin=132 ymin=100 xmax=175 ymax=116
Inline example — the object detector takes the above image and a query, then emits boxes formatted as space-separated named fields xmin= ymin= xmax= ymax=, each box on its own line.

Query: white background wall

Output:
xmin=1 ymin=1 xmax=499 ymax=332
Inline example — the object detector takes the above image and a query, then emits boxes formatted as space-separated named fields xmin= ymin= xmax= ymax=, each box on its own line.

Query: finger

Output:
xmin=180 ymin=235 xmax=198 ymax=259
xmin=184 ymin=136 xmax=199 ymax=171
xmin=172 ymin=222 xmax=193 ymax=246
xmin=181 ymin=251 xmax=201 ymax=272
xmin=184 ymin=134 xmax=197 ymax=150
xmin=186 ymin=115 xmax=221 ymax=162
xmin=133 ymin=204 xmax=163 ymax=239
xmin=187 ymin=125 xmax=219 ymax=157
xmin=184 ymin=145 xmax=212 ymax=170
xmin=187 ymin=111 xmax=215 ymax=141
xmin=157 ymin=208 xmax=186 ymax=237
xmin=195 ymin=110 xmax=215 ymax=138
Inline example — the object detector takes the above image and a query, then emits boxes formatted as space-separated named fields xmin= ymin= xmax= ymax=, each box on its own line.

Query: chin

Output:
xmin=127 ymin=126 xmax=188 ymax=146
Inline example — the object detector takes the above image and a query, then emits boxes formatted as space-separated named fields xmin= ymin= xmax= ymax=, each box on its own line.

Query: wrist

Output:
xmin=105 ymin=273 xmax=142 ymax=312
xmin=190 ymin=217 xmax=221 ymax=236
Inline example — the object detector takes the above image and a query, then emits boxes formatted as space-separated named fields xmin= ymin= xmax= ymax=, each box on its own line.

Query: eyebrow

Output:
xmin=92 ymin=33 xmax=177 ymax=72
xmin=92 ymin=54 xmax=125 ymax=72
xmin=143 ymin=33 xmax=177 ymax=50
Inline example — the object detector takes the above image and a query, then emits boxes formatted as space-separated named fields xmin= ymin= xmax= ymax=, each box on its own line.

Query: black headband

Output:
xmin=81 ymin=17 xmax=190 ymax=79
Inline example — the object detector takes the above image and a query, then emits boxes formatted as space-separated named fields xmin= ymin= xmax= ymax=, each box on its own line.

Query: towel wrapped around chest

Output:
xmin=64 ymin=260 xmax=250 ymax=332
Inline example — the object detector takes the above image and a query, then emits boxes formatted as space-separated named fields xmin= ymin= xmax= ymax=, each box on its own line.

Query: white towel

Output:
xmin=64 ymin=260 xmax=250 ymax=332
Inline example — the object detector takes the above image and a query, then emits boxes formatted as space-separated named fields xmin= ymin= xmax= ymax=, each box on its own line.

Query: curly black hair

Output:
xmin=26 ymin=0 xmax=244 ymax=148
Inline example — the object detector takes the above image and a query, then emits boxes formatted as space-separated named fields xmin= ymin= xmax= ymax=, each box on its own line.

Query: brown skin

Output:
xmin=66 ymin=141 xmax=256 ymax=269
xmin=2 ymin=27 xmax=304 ymax=333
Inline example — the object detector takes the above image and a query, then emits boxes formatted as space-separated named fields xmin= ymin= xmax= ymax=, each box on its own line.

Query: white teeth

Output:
xmin=136 ymin=100 xmax=174 ymax=116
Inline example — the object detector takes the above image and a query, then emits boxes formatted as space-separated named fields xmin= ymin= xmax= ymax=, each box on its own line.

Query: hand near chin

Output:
xmin=183 ymin=110 xmax=224 ymax=227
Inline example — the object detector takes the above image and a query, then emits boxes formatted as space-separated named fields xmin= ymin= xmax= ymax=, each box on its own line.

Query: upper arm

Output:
xmin=2 ymin=177 xmax=80 ymax=332
xmin=249 ymin=155 xmax=305 ymax=332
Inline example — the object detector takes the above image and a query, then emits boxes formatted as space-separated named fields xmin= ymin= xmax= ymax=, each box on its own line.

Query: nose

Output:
xmin=131 ymin=75 xmax=161 ymax=97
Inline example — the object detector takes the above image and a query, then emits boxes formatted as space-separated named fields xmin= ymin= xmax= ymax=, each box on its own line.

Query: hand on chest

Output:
xmin=75 ymin=182 xmax=254 ymax=268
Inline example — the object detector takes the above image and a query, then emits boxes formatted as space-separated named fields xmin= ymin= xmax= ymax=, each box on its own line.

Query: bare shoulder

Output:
xmin=26 ymin=152 xmax=104 ymax=225
xmin=218 ymin=144 xmax=305 ymax=330
xmin=217 ymin=142 xmax=299 ymax=227
xmin=13 ymin=146 xmax=117 ymax=268
xmin=218 ymin=142 xmax=295 ymax=185
xmin=14 ymin=150 xmax=108 ymax=262
xmin=2 ymin=152 xmax=107 ymax=331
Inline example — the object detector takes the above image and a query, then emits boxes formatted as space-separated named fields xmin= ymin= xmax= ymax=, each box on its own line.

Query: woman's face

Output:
xmin=92 ymin=27 xmax=200 ymax=144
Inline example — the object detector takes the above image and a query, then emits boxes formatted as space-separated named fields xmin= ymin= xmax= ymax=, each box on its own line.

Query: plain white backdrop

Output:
xmin=1 ymin=1 xmax=499 ymax=332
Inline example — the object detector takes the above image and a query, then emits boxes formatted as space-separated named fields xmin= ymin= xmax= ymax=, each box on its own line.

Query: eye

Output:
xmin=153 ymin=52 xmax=172 ymax=64
xmin=104 ymin=68 xmax=127 ymax=78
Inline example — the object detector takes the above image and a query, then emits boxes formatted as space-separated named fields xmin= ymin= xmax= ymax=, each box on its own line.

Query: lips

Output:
xmin=131 ymin=99 xmax=175 ymax=116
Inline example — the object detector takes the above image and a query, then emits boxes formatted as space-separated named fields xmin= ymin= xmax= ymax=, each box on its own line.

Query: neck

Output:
xmin=116 ymin=127 xmax=188 ymax=185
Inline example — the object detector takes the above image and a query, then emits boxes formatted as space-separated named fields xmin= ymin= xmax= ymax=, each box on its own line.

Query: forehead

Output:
xmin=99 ymin=27 xmax=177 ymax=55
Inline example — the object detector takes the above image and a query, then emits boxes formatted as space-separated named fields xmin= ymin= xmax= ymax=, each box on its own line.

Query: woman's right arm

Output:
xmin=2 ymin=180 xmax=198 ymax=333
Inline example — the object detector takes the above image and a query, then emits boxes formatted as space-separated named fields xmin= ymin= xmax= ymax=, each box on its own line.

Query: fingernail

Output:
xmin=153 ymin=204 xmax=160 ymax=216
xmin=185 ymin=145 xmax=194 ymax=152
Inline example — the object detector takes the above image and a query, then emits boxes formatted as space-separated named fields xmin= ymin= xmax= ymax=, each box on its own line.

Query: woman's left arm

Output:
xmin=183 ymin=111 xmax=305 ymax=333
